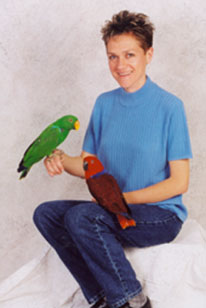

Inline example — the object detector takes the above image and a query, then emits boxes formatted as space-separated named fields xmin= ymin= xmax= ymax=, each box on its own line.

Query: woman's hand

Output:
xmin=44 ymin=150 xmax=95 ymax=178
xmin=44 ymin=149 xmax=65 ymax=177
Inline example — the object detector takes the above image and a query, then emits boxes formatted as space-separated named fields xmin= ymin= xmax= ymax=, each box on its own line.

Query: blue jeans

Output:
xmin=33 ymin=200 xmax=182 ymax=308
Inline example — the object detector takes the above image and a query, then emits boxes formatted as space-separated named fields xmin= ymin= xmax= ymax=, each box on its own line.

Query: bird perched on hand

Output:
xmin=83 ymin=156 xmax=136 ymax=229
xmin=17 ymin=115 xmax=80 ymax=179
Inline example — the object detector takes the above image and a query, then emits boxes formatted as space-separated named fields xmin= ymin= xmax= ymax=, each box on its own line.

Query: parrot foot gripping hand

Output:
xmin=47 ymin=149 xmax=65 ymax=160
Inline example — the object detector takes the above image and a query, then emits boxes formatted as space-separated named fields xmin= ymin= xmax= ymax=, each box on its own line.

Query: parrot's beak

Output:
xmin=74 ymin=120 xmax=80 ymax=130
xmin=83 ymin=161 xmax=88 ymax=171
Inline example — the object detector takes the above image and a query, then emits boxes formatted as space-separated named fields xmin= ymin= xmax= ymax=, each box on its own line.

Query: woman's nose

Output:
xmin=116 ymin=56 xmax=126 ymax=69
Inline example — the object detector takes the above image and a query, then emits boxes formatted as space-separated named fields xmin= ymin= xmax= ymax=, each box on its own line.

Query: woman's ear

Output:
xmin=146 ymin=47 xmax=154 ymax=64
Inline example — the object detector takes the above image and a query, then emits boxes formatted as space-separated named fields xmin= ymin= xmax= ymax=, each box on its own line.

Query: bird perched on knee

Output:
xmin=83 ymin=156 xmax=136 ymax=229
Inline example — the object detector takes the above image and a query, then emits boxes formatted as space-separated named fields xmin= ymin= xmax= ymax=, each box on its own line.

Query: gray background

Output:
xmin=0 ymin=0 xmax=205 ymax=281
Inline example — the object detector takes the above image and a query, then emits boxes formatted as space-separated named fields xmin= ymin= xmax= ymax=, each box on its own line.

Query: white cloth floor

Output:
xmin=0 ymin=219 xmax=206 ymax=308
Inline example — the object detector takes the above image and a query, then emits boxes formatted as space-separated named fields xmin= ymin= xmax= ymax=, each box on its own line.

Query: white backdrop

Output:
xmin=0 ymin=0 xmax=206 ymax=285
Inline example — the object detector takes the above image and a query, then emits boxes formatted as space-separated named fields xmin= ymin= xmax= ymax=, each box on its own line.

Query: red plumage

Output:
xmin=83 ymin=156 xmax=136 ymax=229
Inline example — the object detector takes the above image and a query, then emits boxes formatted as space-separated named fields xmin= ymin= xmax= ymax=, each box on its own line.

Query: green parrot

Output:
xmin=17 ymin=115 xmax=80 ymax=179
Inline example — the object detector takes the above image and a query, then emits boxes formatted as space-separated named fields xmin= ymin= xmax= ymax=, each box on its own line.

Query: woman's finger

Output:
xmin=52 ymin=155 xmax=64 ymax=173
xmin=44 ymin=156 xmax=63 ymax=176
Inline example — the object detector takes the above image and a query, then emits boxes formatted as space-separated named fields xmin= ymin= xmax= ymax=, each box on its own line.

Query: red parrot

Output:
xmin=83 ymin=156 xmax=136 ymax=229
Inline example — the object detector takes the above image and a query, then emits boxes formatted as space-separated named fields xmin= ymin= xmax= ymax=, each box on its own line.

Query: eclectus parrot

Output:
xmin=83 ymin=156 xmax=136 ymax=229
xmin=17 ymin=115 xmax=80 ymax=179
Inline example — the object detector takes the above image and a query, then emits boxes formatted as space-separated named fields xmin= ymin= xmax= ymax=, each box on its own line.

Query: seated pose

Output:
xmin=33 ymin=10 xmax=192 ymax=308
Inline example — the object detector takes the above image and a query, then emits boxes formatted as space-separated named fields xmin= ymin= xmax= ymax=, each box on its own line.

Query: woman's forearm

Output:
xmin=62 ymin=153 xmax=85 ymax=178
xmin=44 ymin=150 xmax=89 ymax=178
xmin=123 ymin=177 xmax=188 ymax=204
xmin=124 ymin=159 xmax=190 ymax=204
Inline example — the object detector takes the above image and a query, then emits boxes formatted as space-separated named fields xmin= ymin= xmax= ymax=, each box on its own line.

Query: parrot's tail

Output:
xmin=19 ymin=168 xmax=30 ymax=180
xmin=117 ymin=214 xmax=136 ymax=229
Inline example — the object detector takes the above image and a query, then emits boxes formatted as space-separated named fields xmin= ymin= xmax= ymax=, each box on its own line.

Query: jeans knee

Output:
xmin=64 ymin=203 xmax=109 ymax=239
xmin=64 ymin=203 xmax=97 ymax=236
xmin=64 ymin=206 xmax=81 ymax=233
xmin=33 ymin=202 xmax=51 ymax=228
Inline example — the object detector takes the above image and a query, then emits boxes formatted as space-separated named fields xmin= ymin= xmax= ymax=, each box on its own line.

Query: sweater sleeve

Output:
xmin=167 ymin=100 xmax=193 ymax=161
xmin=82 ymin=96 xmax=102 ymax=155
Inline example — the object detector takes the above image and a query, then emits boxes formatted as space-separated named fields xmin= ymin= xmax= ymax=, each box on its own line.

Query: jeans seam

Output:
xmin=89 ymin=290 xmax=105 ymax=305
xmin=94 ymin=216 xmax=130 ymax=298
xmin=136 ymin=214 xmax=180 ymax=225
xmin=111 ymin=289 xmax=142 ymax=308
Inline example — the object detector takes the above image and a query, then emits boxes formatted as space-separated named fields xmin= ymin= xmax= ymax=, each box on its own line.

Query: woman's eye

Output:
xmin=108 ymin=55 xmax=116 ymax=60
xmin=127 ymin=53 xmax=134 ymax=58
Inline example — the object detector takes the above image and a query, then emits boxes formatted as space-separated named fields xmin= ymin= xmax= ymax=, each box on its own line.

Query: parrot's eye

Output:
xmin=68 ymin=118 xmax=73 ymax=123
xmin=91 ymin=160 xmax=94 ymax=164
xmin=83 ymin=161 xmax=88 ymax=171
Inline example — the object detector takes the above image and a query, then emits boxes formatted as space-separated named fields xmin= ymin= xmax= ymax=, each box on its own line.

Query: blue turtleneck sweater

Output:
xmin=83 ymin=77 xmax=192 ymax=221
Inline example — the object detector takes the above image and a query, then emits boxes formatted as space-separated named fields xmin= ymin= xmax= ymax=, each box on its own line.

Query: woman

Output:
xmin=33 ymin=11 xmax=192 ymax=308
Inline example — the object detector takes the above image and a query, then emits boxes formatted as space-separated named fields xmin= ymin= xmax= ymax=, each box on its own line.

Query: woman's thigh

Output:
xmin=34 ymin=199 xmax=91 ymax=218
xmin=115 ymin=204 xmax=183 ymax=248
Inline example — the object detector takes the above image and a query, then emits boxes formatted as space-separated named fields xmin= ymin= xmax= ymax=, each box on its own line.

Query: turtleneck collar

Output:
xmin=118 ymin=76 xmax=155 ymax=107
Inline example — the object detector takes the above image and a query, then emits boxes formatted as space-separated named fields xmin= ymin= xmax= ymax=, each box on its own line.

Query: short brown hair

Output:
xmin=101 ymin=10 xmax=155 ymax=52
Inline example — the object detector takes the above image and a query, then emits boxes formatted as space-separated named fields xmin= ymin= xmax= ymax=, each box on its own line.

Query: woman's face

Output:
xmin=106 ymin=33 xmax=153 ymax=93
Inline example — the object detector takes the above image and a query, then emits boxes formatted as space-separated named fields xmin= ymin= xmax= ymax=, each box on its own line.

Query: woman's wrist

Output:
xmin=123 ymin=191 xmax=138 ymax=204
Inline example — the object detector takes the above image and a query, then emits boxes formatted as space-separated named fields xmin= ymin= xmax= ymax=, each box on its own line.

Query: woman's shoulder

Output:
xmin=96 ymin=87 xmax=120 ymax=103
xmin=91 ymin=88 xmax=120 ymax=116
xmin=152 ymin=80 xmax=184 ymax=112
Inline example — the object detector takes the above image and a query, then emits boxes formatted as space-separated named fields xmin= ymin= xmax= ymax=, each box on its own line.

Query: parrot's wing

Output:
xmin=18 ymin=125 xmax=62 ymax=170
xmin=101 ymin=174 xmax=131 ymax=214
xmin=87 ymin=174 xmax=131 ymax=215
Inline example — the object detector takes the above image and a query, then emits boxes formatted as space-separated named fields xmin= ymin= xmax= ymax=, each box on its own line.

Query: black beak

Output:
xmin=83 ymin=161 xmax=88 ymax=171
